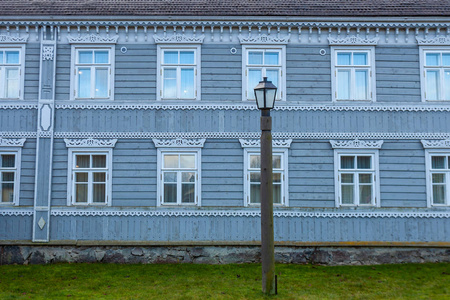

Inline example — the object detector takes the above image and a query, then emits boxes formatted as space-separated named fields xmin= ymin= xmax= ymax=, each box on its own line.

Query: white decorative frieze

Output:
xmin=152 ymin=138 xmax=206 ymax=148
xmin=153 ymin=34 xmax=205 ymax=44
xmin=416 ymin=36 xmax=450 ymax=45
xmin=239 ymin=139 xmax=293 ymax=148
xmin=330 ymin=139 xmax=383 ymax=149
xmin=42 ymin=46 xmax=54 ymax=60
xmin=421 ymin=139 xmax=450 ymax=148
xmin=239 ymin=34 xmax=290 ymax=44
xmin=64 ymin=138 xmax=117 ymax=148
xmin=0 ymin=138 xmax=26 ymax=147
xmin=327 ymin=35 xmax=379 ymax=45
xmin=0 ymin=35 xmax=28 ymax=43
xmin=67 ymin=34 xmax=119 ymax=44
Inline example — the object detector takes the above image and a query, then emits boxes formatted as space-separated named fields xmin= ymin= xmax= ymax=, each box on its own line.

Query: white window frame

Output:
xmin=157 ymin=45 xmax=201 ymax=101
xmin=156 ymin=148 xmax=202 ymax=206
xmin=331 ymin=46 xmax=376 ymax=102
xmin=67 ymin=148 xmax=113 ymax=206
xmin=425 ymin=150 xmax=450 ymax=207
xmin=419 ymin=47 xmax=450 ymax=102
xmin=0 ymin=149 xmax=21 ymax=206
xmin=70 ymin=45 xmax=115 ymax=100
xmin=0 ymin=45 xmax=25 ymax=100
xmin=243 ymin=148 xmax=289 ymax=207
xmin=242 ymin=45 xmax=286 ymax=101
xmin=334 ymin=149 xmax=380 ymax=207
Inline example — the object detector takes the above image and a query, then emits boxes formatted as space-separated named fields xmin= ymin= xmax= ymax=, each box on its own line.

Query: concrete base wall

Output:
xmin=1 ymin=246 xmax=449 ymax=265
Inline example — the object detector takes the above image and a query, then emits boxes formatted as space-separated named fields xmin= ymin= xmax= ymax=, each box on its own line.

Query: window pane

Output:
xmin=250 ymin=172 xmax=260 ymax=183
xmin=443 ymin=54 xmax=450 ymax=66
xmin=426 ymin=70 xmax=439 ymax=100
xmin=164 ymin=183 xmax=177 ymax=203
xmin=182 ymin=172 xmax=195 ymax=183
xmin=337 ymin=53 xmax=351 ymax=65
xmin=0 ymin=51 xmax=3 ymax=63
xmin=341 ymin=185 xmax=354 ymax=204
xmin=1 ymin=154 xmax=15 ymax=168
xmin=75 ymin=173 xmax=88 ymax=182
xmin=359 ymin=173 xmax=372 ymax=183
xmin=354 ymin=70 xmax=368 ymax=99
xmin=337 ymin=70 xmax=350 ymax=99
xmin=359 ymin=185 xmax=372 ymax=204
xmin=180 ymin=51 xmax=194 ymax=64
xmin=248 ymin=69 xmax=262 ymax=99
xmin=164 ymin=155 xmax=178 ymax=168
xmin=353 ymin=53 xmax=368 ymax=65
xmin=164 ymin=172 xmax=177 ymax=183
xmin=94 ymin=51 xmax=109 ymax=64
xmin=265 ymin=52 xmax=279 ymax=65
xmin=5 ymin=51 xmax=19 ymax=64
xmin=2 ymin=183 xmax=14 ymax=202
xmin=341 ymin=173 xmax=354 ymax=183
xmin=273 ymin=184 xmax=281 ymax=204
xmin=445 ymin=70 xmax=450 ymax=100
xmin=181 ymin=183 xmax=195 ymax=203
xmin=250 ymin=155 xmax=260 ymax=168
xmin=426 ymin=53 xmax=440 ymax=66
xmin=272 ymin=155 xmax=281 ymax=169
xmin=432 ymin=173 xmax=445 ymax=183
xmin=78 ymin=51 xmax=93 ymax=64
xmin=273 ymin=173 xmax=281 ymax=183
xmin=93 ymin=184 xmax=106 ymax=203
xmin=357 ymin=156 xmax=371 ymax=169
xmin=248 ymin=51 xmax=263 ymax=65
xmin=2 ymin=172 xmax=14 ymax=182
xmin=340 ymin=156 xmax=354 ymax=169
xmin=180 ymin=68 xmax=194 ymax=98
xmin=6 ymin=68 xmax=19 ymax=98
xmin=250 ymin=184 xmax=260 ymax=203
xmin=266 ymin=69 xmax=279 ymax=92
xmin=433 ymin=185 xmax=445 ymax=204
xmin=76 ymin=155 xmax=90 ymax=168
xmin=75 ymin=184 xmax=88 ymax=203
xmin=163 ymin=68 xmax=177 ymax=98
xmin=180 ymin=155 xmax=195 ymax=168
xmin=95 ymin=68 xmax=108 ymax=98
xmin=93 ymin=172 xmax=106 ymax=182
xmin=164 ymin=51 xmax=178 ymax=64
xmin=432 ymin=156 xmax=445 ymax=169
xmin=78 ymin=68 xmax=91 ymax=98
xmin=92 ymin=155 xmax=106 ymax=168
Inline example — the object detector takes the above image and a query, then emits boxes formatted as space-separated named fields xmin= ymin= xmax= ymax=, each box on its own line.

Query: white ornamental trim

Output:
xmin=64 ymin=138 xmax=117 ymax=148
xmin=0 ymin=138 xmax=26 ymax=147
xmin=239 ymin=139 xmax=293 ymax=148
xmin=153 ymin=34 xmax=205 ymax=44
xmin=0 ymin=104 xmax=38 ymax=110
xmin=67 ymin=34 xmax=119 ymax=44
xmin=0 ymin=35 xmax=28 ymax=43
xmin=416 ymin=36 xmax=450 ymax=45
xmin=238 ymin=34 xmax=290 ymax=44
xmin=330 ymin=139 xmax=384 ymax=149
xmin=48 ymin=209 xmax=450 ymax=219
xmin=152 ymin=138 xmax=206 ymax=148
xmin=328 ymin=35 xmax=379 ymax=45
xmin=421 ymin=139 xmax=450 ymax=149
xmin=0 ymin=209 xmax=33 ymax=216
xmin=0 ymin=132 xmax=37 ymax=138
xmin=42 ymin=46 xmax=54 ymax=61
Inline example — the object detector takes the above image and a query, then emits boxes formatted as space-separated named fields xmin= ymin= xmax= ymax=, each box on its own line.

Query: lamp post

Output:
xmin=254 ymin=77 xmax=277 ymax=295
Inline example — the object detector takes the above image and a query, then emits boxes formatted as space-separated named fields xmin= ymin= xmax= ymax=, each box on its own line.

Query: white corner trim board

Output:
xmin=330 ymin=139 xmax=384 ymax=149
xmin=64 ymin=138 xmax=118 ymax=148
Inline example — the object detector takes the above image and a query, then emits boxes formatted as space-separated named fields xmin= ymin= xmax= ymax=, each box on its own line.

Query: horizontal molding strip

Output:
xmin=0 ymin=132 xmax=37 ymax=138
xmin=54 ymin=103 xmax=450 ymax=112
xmin=0 ymin=104 xmax=38 ymax=110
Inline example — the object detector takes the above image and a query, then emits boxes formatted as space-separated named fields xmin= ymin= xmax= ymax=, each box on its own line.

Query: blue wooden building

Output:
xmin=0 ymin=1 xmax=449 ymax=262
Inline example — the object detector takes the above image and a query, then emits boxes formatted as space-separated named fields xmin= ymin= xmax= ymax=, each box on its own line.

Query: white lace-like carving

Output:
xmin=330 ymin=139 xmax=384 ymax=149
xmin=42 ymin=46 xmax=54 ymax=60
xmin=67 ymin=34 xmax=119 ymax=44
xmin=416 ymin=36 xmax=450 ymax=45
xmin=0 ymin=138 xmax=26 ymax=147
xmin=421 ymin=139 xmax=450 ymax=148
xmin=0 ymin=104 xmax=38 ymax=109
xmin=0 ymin=132 xmax=37 ymax=138
xmin=152 ymin=138 xmax=206 ymax=148
xmin=0 ymin=210 xmax=33 ymax=216
xmin=64 ymin=138 xmax=118 ymax=148
xmin=239 ymin=139 xmax=293 ymax=148
xmin=38 ymin=132 xmax=53 ymax=138
xmin=328 ymin=35 xmax=379 ymax=45
xmin=153 ymin=34 xmax=205 ymax=44
xmin=0 ymin=35 xmax=28 ymax=43
xmin=238 ymin=34 xmax=290 ymax=44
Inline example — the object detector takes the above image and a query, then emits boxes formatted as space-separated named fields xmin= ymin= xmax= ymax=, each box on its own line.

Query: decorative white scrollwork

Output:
xmin=153 ymin=34 xmax=205 ymax=44
xmin=42 ymin=46 xmax=54 ymax=60
xmin=0 ymin=138 xmax=26 ymax=147
xmin=0 ymin=35 xmax=28 ymax=43
xmin=421 ymin=139 xmax=450 ymax=148
xmin=64 ymin=138 xmax=117 ymax=148
xmin=238 ymin=34 xmax=290 ymax=44
xmin=67 ymin=34 xmax=119 ymax=44
xmin=330 ymin=139 xmax=384 ymax=149
xmin=239 ymin=139 xmax=293 ymax=148
xmin=327 ymin=35 xmax=379 ymax=45
xmin=152 ymin=138 xmax=206 ymax=148
xmin=416 ymin=36 xmax=450 ymax=45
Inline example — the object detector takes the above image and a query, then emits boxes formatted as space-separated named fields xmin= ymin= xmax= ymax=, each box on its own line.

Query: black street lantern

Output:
xmin=254 ymin=77 xmax=277 ymax=110
xmin=254 ymin=76 xmax=277 ymax=295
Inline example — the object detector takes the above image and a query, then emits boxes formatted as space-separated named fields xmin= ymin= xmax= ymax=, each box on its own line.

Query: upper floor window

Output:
xmin=0 ymin=47 xmax=24 ymax=100
xmin=0 ymin=151 xmax=20 ymax=205
xmin=420 ymin=49 xmax=450 ymax=101
xmin=71 ymin=47 xmax=114 ymax=100
xmin=243 ymin=45 xmax=285 ymax=101
xmin=157 ymin=46 xmax=201 ymax=100
xmin=331 ymin=47 xmax=375 ymax=101
xmin=425 ymin=151 xmax=450 ymax=206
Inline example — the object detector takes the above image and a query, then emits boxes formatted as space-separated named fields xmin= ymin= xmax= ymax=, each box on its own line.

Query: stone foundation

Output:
xmin=1 ymin=245 xmax=449 ymax=265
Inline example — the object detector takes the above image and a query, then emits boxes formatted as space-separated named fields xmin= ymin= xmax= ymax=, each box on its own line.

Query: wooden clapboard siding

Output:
xmin=24 ymin=43 xmax=40 ymax=100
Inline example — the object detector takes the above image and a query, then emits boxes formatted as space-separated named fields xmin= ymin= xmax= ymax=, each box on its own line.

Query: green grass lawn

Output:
xmin=0 ymin=263 xmax=449 ymax=299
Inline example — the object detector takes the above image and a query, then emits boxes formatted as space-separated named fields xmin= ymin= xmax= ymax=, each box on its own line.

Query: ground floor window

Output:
xmin=425 ymin=151 xmax=450 ymax=206
xmin=0 ymin=151 xmax=20 ymax=205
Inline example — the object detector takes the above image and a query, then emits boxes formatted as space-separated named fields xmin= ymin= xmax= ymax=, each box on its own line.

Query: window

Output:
xmin=335 ymin=151 xmax=379 ymax=206
xmin=0 ymin=152 xmax=20 ymax=205
xmin=425 ymin=151 xmax=450 ymax=206
xmin=331 ymin=47 xmax=375 ymax=101
xmin=158 ymin=151 xmax=200 ymax=205
xmin=68 ymin=151 xmax=112 ymax=205
xmin=243 ymin=46 xmax=285 ymax=101
xmin=157 ymin=46 xmax=200 ymax=100
xmin=420 ymin=49 xmax=450 ymax=101
xmin=71 ymin=47 xmax=114 ymax=100
xmin=244 ymin=149 xmax=288 ymax=206
xmin=0 ymin=47 xmax=24 ymax=99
